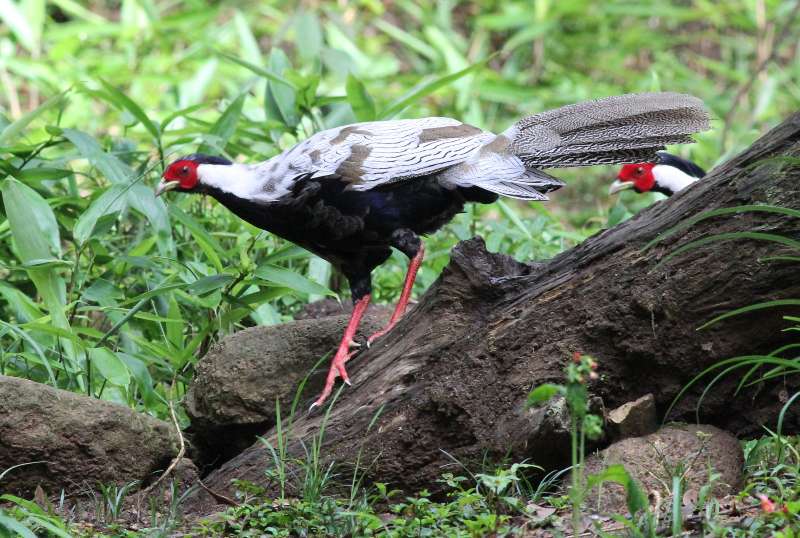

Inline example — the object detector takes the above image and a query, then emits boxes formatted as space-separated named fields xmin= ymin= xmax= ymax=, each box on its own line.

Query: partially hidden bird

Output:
xmin=609 ymin=151 xmax=706 ymax=196
xmin=155 ymin=92 xmax=709 ymax=408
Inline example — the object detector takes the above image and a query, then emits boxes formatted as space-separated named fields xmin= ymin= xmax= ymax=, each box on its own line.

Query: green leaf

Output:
xmin=218 ymin=51 xmax=297 ymax=89
xmin=643 ymin=204 xmax=800 ymax=251
xmin=587 ymin=464 xmax=648 ymax=516
xmin=346 ymin=74 xmax=376 ymax=122
xmin=88 ymin=347 xmax=131 ymax=387
xmin=656 ymin=232 xmax=800 ymax=268
xmin=198 ymin=92 xmax=245 ymax=155
xmin=0 ymin=0 xmax=38 ymax=52
xmin=526 ymin=383 xmax=563 ymax=407
xmin=62 ymin=128 xmax=133 ymax=184
xmin=188 ymin=274 xmax=235 ymax=296
xmin=126 ymin=183 xmax=173 ymax=255
xmin=698 ymin=299 xmax=800 ymax=330
xmin=118 ymin=352 xmax=163 ymax=408
xmin=497 ymin=200 xmax=532 ymax=239
xmin=255 ymin=264 xmax=336 ymax=297
xmin=294 ymin=11 xmax=322 ymax=61
xmin=265 ymin=49 xmax=299 ymax=127
xmin=13 ymin=167 xmax=73 ymax=183
xmin=0 ymin=178 xmax=60 ymax=259
xmin=0 ymin=179 xmax=75 ymax=373
xmin=0 ymin=282 xmax=43 ymax=322
xmin=168 ymin=206 xmax=224 ymax=273
xmin=379 ymin=56 xmax=494 ymax=119
xmin=98 ymin=79 xmax=160 ymax=141
xmin=0 ymin=512 xmax=37 ymax=538
xmin=73 ymin=184 xmax=128 ymax=246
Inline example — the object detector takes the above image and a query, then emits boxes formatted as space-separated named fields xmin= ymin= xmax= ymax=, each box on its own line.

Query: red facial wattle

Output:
xmin=617 ymin=162 xmax=656 ymax=192
xmin=163 ymin=160 xmax=199 ymax=190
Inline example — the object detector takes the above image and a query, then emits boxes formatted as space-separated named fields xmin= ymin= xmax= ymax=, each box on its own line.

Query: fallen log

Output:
xmin=190 ymin=112 xmax=800 ymax=511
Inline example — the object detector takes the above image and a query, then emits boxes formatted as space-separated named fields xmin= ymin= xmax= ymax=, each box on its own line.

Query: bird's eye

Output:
xmin=181 ymin=166 xmax=189 ymax=174
xmin=635 ymin=167 xmax=644 ymax=174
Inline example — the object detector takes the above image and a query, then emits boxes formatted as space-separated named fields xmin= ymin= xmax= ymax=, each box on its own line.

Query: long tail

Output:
xmin=453 ymin=92 xmax=709 ymax=201
xmin=508 ymin=92 xmax=710 ymax=168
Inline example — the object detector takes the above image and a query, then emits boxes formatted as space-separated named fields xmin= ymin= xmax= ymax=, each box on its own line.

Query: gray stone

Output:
xmin=184 ymin=308 xmax=390 ymax=460
xmin=0 ymin=375 xmax=178 ymax=496
xmin=607 ymin=393 xmax=658 ymax=441
xmin=582 ymin=424 xmax=743 ymax=515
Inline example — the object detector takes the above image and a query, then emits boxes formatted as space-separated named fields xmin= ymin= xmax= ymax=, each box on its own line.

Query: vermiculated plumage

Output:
xmin=157 ymin=91 xmax=711 ymax=408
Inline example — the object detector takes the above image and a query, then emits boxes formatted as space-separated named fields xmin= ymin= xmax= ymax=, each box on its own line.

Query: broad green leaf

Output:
xmin=118 ymin=352 xmax=163 ymax=407
xmin=179 ymin=58 xmax=218 ymax=108
xmin=63 ymin=128 xmax=133 ymax=184
xmin=62 ymin=129 xmax=172 ymax=253
xmin=526 ymin=383 xmax=563 ymax=407
xmin=0 ymin=0 xmax=38 ymax=52
xmin=98 ymin=79 xmax=160 ymax=141
xmin=587 ymin=464 xmax=648 ymax=516
xmin=346 ymin=74 xmax=376 ymax=122
xmin=0 ymin=179 xmax=74 ymax=375
xmin=0 ymin=282 xmax=43 ymax=322
xmin=255 ymin=264 xmax=336 ymax=297
xmin=294 ymin=11 xmax=322 ymax=61
xmin=88 ymin=347 xmax=131 ymax=386
xmin=0 ymin=92 xmax=66 ymax=146
xmin=73 ymin=184 xmax=128 ymax=246
xmin=307 ymin=255 xmax=332 ymax=303
xmin=198 ymin=92 xmax=245 ymax=155
xmin=188 ymin=274 xmax=235 ymax=296
xmin=0 ymin=178 xmax=60 ymax=259
xmin=0 ymin=512 xmax=37 ymax=538
xmin=265 ymin=48 xmax=299 ymax=127
xmin=168 ymin=206 xmax=224 ymax=272
xmin=125 ymin=183 xmax=172 ymax=255
xmin=233 ymin=10 xmax=262 ymax=65
xmin=13 ymin=167 xmax=73 ymax=183
xmin=165 ymin=294 xmax=183 ymax=348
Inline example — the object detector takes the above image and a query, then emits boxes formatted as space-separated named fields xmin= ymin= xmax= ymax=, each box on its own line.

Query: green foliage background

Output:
xmin=0 ymin=0 xmax=798 ymax=421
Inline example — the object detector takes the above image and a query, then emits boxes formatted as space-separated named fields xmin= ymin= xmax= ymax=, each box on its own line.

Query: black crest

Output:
xmin=180 ymin=153 xmax=233 ymax=166
xmin=656 ymin=151 xmax=706 ymax=178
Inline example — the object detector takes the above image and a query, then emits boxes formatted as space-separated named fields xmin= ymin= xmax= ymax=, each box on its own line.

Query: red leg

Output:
xmin=310 ymin=294 xmax=371 ymax=409
xmin=367 ymin=243 xmax=425 ymax=346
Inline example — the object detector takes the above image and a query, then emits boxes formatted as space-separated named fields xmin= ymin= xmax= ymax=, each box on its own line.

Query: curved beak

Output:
xmin=154 ymin=179 xmax=180 ymax=197
xmin=608 ymin=179 xmax=634 ymax=195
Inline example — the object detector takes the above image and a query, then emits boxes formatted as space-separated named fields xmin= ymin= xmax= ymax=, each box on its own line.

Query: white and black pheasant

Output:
xmin=609 ymin=151 xmax=706 ymax=196
xmin=156 ymin=92 xmax=709 ymax=408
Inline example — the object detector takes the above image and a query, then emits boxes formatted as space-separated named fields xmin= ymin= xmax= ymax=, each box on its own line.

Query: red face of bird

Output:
xmin=155 ymin=159 xmax=201 ymax=196
xmin=608 ymin=162 xmax=657 ymax=195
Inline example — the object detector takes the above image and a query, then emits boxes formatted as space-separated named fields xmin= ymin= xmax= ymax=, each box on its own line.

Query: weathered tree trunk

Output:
xmin=195 ymin=113 xmax=800 ymax=507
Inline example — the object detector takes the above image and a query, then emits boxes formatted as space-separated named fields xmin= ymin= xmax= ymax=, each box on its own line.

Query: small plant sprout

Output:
xmin=527 ymin=351 xmax=605 ymax=535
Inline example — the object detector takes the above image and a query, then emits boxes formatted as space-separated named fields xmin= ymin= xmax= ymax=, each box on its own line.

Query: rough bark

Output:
xmin=192 ymin=113 xmax=800 ymax=510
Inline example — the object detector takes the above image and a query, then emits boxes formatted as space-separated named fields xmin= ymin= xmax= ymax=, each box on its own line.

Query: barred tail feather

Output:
xmin=508 ymin=92 xmax=710 ymax=169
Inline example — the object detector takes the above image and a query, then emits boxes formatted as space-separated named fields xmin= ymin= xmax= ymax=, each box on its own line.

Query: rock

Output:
xmin=607 ymin=393 xmax=658 ymax=441
xmin=184 ymin=310 xmax=390 ymax=462
xmin=0 ymin=375 xmax=178 ymax=496
xmin=582 ymin=424 xmax=743 ymax=515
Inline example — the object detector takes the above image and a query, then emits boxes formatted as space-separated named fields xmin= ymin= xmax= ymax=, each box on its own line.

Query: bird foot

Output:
xmin=309 ymin=347 xmax=354 ymax=410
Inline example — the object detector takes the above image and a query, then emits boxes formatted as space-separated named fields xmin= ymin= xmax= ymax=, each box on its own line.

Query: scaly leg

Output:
xmin=367 ymin=243 xmax=424 ymax=346
xmin=310 ymin=294 xmax=371 ymax=409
